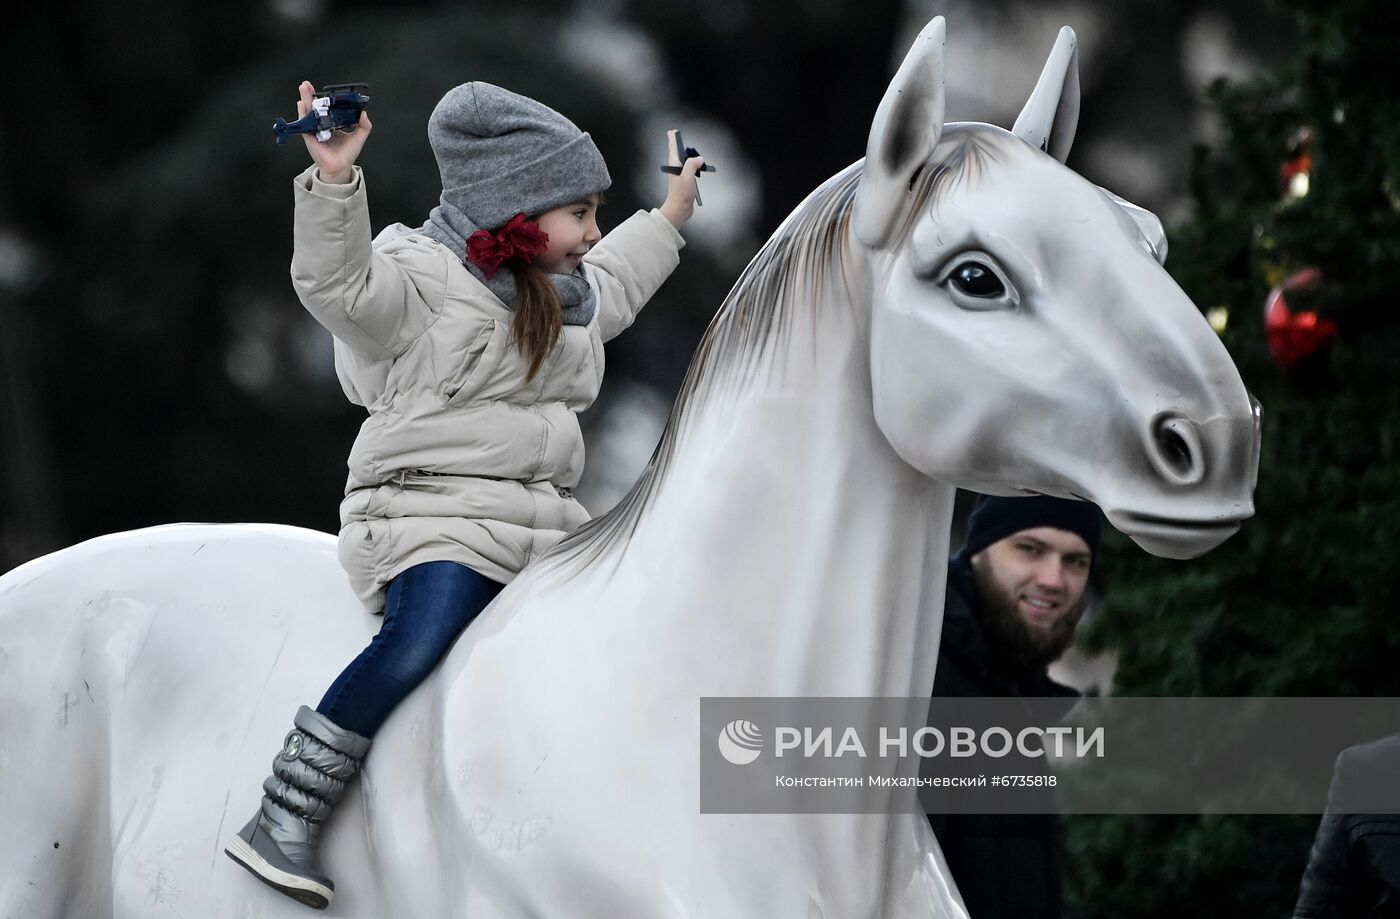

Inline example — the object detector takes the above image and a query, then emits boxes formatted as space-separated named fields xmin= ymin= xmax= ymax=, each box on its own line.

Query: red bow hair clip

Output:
xmin=465 ymin=213 xmax=550 ymax=279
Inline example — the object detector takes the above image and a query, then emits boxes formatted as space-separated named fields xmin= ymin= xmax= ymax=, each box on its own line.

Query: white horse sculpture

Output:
xmin=0 ymin=19 xmax=1259 ymax=918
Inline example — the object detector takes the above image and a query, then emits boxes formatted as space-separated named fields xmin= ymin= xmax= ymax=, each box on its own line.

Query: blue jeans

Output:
xmin=317 ymin=561 xmax=504 ymax=737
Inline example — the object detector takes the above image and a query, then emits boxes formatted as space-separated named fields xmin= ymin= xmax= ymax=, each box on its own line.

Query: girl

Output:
xmin=224 ymin=80 xmax=705 ymax=909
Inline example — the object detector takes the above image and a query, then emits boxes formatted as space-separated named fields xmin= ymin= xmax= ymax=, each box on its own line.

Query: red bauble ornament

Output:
xmin=1263 ymin=267 xmax=1338 ymax=368
xmin=1279 ymin=150 xmax=1311 ymax=187
xmin=1279 ymin=127 xmax=1312 ymax=196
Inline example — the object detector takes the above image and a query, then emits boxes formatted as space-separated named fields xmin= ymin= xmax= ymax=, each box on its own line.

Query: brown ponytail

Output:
xmin=510 ymin=260 xmax=563 ymax=382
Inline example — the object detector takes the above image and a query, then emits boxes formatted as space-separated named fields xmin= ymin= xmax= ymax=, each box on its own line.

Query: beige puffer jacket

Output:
xmin=291 ymin=166 xmax=684 ymax=611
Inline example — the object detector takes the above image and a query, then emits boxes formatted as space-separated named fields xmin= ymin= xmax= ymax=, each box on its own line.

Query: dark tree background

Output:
xmin=1063 ymin=1 xmax=1400 ymax=916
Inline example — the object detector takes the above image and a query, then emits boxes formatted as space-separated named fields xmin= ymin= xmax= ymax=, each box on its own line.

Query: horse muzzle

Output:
xmin=1102 ymin=392 xmax=1261 ymax=559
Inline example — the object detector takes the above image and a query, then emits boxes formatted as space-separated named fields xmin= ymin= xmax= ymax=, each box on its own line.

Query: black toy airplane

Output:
xmin=660 ymin=129 xmax=716 ymax=206
xmin=273 ymin=84 xmax=370 ymax=145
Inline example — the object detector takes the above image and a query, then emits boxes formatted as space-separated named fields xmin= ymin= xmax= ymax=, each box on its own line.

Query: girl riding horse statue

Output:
xmin=0 ymin=18 xmax=1259 ymax=918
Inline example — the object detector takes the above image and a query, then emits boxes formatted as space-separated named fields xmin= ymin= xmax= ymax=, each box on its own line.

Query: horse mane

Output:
xmin=536 ymin=127 xmax=996 ymax=579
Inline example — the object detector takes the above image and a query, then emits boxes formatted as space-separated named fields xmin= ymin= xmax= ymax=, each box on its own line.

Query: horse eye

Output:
xmin=950 ymin=262 xmax=1004 ymax=298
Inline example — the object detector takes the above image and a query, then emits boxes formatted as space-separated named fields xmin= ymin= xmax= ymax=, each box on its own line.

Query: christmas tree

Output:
xmin=1063 ymin=1 xmax=1400 ymax=916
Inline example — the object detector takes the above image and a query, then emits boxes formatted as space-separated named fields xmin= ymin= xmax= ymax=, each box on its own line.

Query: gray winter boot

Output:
xmin=224 ymin=706 xmax=371 ymax=910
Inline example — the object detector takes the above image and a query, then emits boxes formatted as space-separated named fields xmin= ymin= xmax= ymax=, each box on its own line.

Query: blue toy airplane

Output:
xmin=273 ymin=84 xmax=370 ymax=145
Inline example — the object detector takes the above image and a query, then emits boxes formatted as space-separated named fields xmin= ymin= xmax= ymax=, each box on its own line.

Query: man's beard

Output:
xmin=971 ymin=562 xmax=1086 ymax=672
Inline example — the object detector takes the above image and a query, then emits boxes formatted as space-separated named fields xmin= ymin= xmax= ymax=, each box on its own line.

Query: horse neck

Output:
xmin=613 ymin=245 xmax=956 ymax=699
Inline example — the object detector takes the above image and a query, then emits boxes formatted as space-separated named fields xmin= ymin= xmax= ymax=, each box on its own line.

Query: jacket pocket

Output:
xmin=444 ymin=320 xmax=509 ymax=405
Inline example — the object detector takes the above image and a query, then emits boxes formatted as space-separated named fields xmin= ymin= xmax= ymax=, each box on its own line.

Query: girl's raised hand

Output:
xmin=297 ymin=81 xmax=372 ymax=184
xmin=659 ymin=129 xmax=705 ymax=229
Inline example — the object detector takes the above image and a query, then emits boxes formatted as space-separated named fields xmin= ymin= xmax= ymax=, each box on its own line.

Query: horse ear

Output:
xmin=1012 ymin=26 xmax=1080 ymax=164
xmin=853 ymin=17 xmax=946 ymax=249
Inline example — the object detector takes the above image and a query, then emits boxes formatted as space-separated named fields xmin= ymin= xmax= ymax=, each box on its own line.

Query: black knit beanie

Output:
xmin=959 ymin=494 xmax=1102 ymax=560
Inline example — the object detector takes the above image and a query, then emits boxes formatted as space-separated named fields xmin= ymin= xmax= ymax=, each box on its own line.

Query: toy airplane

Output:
xmin=273 ymin=84 xmax=370 ymax=145
xmin=660 ymin=129 xmax=716 ymax=205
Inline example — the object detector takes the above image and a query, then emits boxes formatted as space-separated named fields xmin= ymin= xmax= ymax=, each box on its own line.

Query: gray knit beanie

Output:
xmin=418 ymin=82 xmax=610 ymax=325
xmin=429 ymin=82 xmax=611 ymax=232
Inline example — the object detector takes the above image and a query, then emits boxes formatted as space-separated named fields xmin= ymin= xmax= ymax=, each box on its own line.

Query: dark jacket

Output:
xmin=1294 ymin=734 xmax=1400 ymax=918
xmin=928 ymin=554 xmax=1080 ymax=919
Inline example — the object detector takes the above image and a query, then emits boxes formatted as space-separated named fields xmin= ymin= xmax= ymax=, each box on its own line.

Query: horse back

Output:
xmin=0 ymin=523 xmax=387 ymax=917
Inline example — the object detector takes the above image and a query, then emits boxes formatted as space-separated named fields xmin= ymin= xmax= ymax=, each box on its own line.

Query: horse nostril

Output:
xmin=1160 ymin=426 xmax=1191 ymax=469
xmin=1148 ymin=414 xmax=1205 ymax=486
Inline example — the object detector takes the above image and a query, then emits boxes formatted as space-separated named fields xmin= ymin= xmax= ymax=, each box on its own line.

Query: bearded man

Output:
xmin=928 ymin=493 xmax=1102 ymax=919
